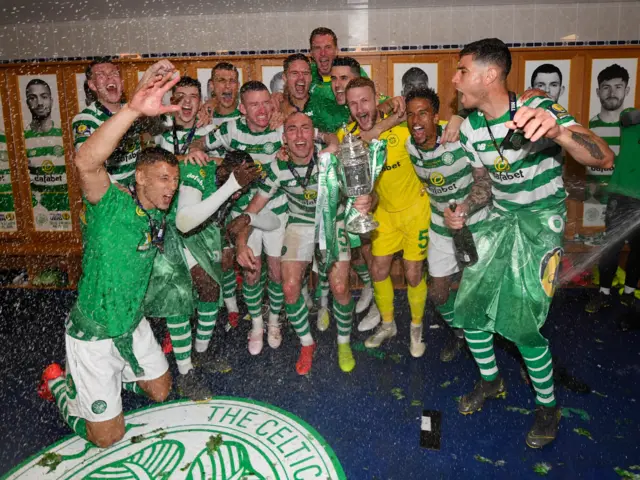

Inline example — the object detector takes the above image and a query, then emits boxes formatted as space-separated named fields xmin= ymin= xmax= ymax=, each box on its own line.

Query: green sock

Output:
xmin=519 ymin=344 xmax=556 ymax=406
xmin=243 ymin=281 xmax=263 ymax=319
xmin=50 ymin=377 xmax=88 ymax=439
xmin=436 ymin=290 xmax=457 ymax=327
xmin=122 ymin=381 xmax=147 ymax=397
xmin=222 ymin=269 xmax=237 ymax=300
xmin=195 ymin=301 xmax=218 ymax=353
xmin=285 ymin=295 xmax=313 ymax=345
xmin=268 ymin=280 xmax=284 ymax=317
xmin=464 ymin=329 xmax=498 ymax=381
xmin=166 ymin=315 xmax=193 ymax=375
xmin=352 ymin=263 xmax=372 ymax=287
xmin=333 ymin=298 xmax=355 ymax=343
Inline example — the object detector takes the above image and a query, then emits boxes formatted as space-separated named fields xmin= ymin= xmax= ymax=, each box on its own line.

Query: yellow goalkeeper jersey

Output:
xmin=338 ymin=120 xmax=424 ymax=213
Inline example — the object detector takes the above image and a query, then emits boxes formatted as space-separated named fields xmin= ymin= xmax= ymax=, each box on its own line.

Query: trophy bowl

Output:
xmin=337 ymin=132 xmax=379 ymax=234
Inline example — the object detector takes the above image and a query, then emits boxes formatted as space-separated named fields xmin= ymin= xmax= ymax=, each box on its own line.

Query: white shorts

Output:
xmin=427 ymin=231 xmax=459 ymax=278
xmin=282 ymin=223 xmax=350 ymax=263
xmin=247 ymin=213 xmax=287 ymax=258
xmin=65 ymin=318 xmax=169 ymax=423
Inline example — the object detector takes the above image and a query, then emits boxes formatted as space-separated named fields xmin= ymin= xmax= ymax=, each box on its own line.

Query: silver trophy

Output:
xmin=337 ymin=131 xmax=379 ymax=234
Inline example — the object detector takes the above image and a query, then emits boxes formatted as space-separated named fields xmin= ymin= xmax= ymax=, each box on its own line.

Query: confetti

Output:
xmin=506 ymin=406 xmax=532 ymax=415
xmin=206 ymin=434 xmax=223 ymax=454
xmin=391 ymin=388 xmax=405 ymax=400
xmin=561 ymin=407 xmax=591 ymax=422
xmin=533 ymin=462 xmax=552 ymax=475
xmin=573 ymin=428 xmax=593 ymax=441
xmin=36 ymin=452 xmax=62 ymax=473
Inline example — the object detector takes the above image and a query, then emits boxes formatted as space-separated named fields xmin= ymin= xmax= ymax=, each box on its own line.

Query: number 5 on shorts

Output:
xmin=418 ymin=229 xmax=429 ymax=249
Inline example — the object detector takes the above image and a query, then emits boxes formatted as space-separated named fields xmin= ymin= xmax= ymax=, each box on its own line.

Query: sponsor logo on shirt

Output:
xmin=382 ymin=160 xmax=401 ymax=172
xmin=494 ymin=156 xmax=510 ymax=172
xmin=429 ymin=172 xmax=445 ymax=187
xmin=492 ymin=170 xmax=524 ymax=181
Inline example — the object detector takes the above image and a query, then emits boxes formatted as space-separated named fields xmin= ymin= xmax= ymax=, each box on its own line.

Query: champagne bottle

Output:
xmin=449 ymin=200 xmax=478 ymax=268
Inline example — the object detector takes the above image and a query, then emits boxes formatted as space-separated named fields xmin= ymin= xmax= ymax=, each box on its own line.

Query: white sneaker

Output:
xmin=364 ymin=321 xmax=397 ymax=348
xmin=410 ymin=324 xmax=426 ymax=358
xmin=267 ymin=323 xmax=282 ymax=349
xmin=356 ymin=285 xmax=374 ymax=314
xmin=316 ymin=307 xmax=330 ymax=332
xmin=248 ymin=328 xmax=264 ymax=355
xmin=358 ymin=303 xmax=381 ymax=332
xmin=302 ymin=286 xmax=314 ymax=309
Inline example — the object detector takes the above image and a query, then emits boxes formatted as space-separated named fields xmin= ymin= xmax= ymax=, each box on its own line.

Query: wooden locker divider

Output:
xmin=3 ymin=65 xmax=83 ymax=288
xmin=0 ymin=70 xmax=28 ymax=242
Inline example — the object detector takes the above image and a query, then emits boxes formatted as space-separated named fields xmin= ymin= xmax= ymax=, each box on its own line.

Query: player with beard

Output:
xmin=447 ymin=38 xmax=613 ymax=448
xmin=24 ymin=78 xmax=70 ymax=224
xmin=338 ymin=77 xmax=431 ymax=358
xmin=233 ymin=112 xmax=370 ymax=374
xmin=38 ymin=66 xmax=182 ymax=448
xmin=72 ymin=58 xmax=169 ymax=186
xmin=586 ymin=64 xmax=637 ymax=314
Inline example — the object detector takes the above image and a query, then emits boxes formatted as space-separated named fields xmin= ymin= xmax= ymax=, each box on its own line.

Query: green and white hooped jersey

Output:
xmin=258 ymin=157 xmax=345 ymax=226
xmin=212 ymin=108 xmax=241 ymax=128
xmin=25 ymin=126 xmax=68 ymax=195
xmin=154 ymin=117 xmax=216 ymax=155
xmin=72 ymin=102 xmax=140 ymax=185
xmin=460 ymin=95 xmax=576 ymax=213
xmin=204 ymin=117 xmax=287 ymax=216
xmin=586 ymin=111 xmax=632 ymax=182
xmin=406 ymin=136 xmax=483 ymax=239
xmin=0 ymin=130 xmax=15 ymax=213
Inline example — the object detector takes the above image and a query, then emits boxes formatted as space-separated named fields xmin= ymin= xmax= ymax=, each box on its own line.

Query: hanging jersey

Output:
xmin=25 ymin=125 xmax=70 ymax=212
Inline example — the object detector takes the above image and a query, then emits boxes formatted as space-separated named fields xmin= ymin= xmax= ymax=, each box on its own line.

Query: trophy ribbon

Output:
xmin=315 ymin=152 xmax=342 ymax=273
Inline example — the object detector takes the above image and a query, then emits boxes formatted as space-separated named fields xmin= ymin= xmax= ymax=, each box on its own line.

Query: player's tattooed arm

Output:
xmin=558 ymin=124 xmax=614 ymax=168
xmin=570 ymin=131 xmax=604 ymax=160
xmin=465 ymin=167 xmax=492 ymax=214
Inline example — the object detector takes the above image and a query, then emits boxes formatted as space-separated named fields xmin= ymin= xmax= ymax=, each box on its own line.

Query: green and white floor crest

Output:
xmin=5 ymin=397 xmax=346 ymax=480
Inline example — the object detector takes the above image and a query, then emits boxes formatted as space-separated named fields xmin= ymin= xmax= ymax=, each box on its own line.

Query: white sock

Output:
xmin=252 ymin=315 xmax=264 ymax=331
xmin=301 ymin=285 xmax=312 ymax=304
xmin=300 ymin=333 xmax=314 ymax=346
xmin=624 ymin=285 xmax=636 ymax=295
xmin=194 ymin=339 xmax=209 ymax=353
xmin=176 ymin=359 xmax=193 ymax=375
xmin=268 ymin=312 xmax=280 ymax=326
xmin=600 ymin=287 xmax=611 ymax=295
xmin=337 ymin=335 xmax=350 ymax=344
xmin=224 ymin=296 xmax=239 ymax=313
xmin=320 ymin=294 xmax=329 ymax=308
